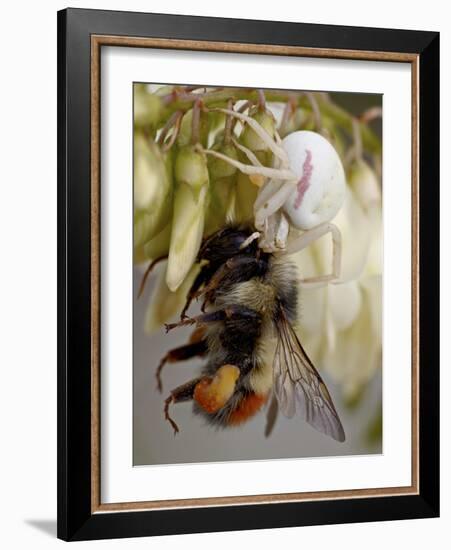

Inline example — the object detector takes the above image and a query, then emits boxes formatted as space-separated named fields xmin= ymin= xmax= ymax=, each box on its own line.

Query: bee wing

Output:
xmin=264 ymin=391 xmax=279 ymax=438
xmin=273 ymin=313 xmax=346 ymax=442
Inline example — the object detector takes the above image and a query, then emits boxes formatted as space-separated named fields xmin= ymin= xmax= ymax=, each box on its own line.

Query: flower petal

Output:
xmin=360 ymin=275 xmax=382 ymax=346
xmin=326 ymin=187 xmax=372 ymax=282
xmin=322 ymin=284 xmax=381 ymax=399
xmin=328 ymin=281 xmax=362 ymax=332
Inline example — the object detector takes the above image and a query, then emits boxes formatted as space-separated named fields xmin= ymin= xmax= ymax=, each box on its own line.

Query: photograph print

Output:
xmin=133 ymin=84 xmax=383 ymax=466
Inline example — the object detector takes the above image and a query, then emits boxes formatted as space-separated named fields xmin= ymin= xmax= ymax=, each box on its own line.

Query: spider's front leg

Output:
xmin=200 ymin=147 xmax=294 ymax=181
xmin=253 ymin=179 xmax=297 ymax=237
xmin=257 ymin=211 xmax=290 ymax=252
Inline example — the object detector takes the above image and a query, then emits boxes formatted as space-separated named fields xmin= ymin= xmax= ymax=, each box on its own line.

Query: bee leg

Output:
xmin=156 ymin=340 xmax=208 ymax=392
xmin=165 ymin=305 xmax=260 ymax=332
xmin=194 ymin=260 xmax=240 ymax=308
xmin=165 ymin=310 xmax=227 ymax=332
xmin=188 ymin=325 xmax=207 ymax=343
xmin=164 ymin=377 xmax=203 ymax=435
xmin=165 ymin=305 xmax=261 ymax=332
xmin=180 ymin=266 xmax=213 ymax=319
xmin=137 ymin=254 xmax=168 ymax=299
xmin=196 ymin=255 xmax=267 ymax=307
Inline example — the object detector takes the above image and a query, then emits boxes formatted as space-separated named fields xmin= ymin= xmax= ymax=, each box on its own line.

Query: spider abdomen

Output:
xmin=281 ymin=130 xmax=346 ymax=230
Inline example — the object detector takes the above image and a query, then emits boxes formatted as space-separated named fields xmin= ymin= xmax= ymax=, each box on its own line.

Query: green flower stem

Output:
xmin=157 ymin=88 xmax=381 ymax=154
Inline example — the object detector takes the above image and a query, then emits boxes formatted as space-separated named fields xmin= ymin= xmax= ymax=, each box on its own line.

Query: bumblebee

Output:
xmin=154 ymin=225 xmax=345 ymax=442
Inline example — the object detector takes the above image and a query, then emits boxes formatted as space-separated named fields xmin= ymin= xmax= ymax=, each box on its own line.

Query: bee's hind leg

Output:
xmin=156 ymin=339 xmax=207 ymax=393
xmin=164 ymin=378 xmax=202 ymax=435
xmin=164 ymin=365 xmax=240 ymax=434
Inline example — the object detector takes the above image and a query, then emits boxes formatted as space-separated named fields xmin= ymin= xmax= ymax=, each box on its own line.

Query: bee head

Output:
xmin=198 ymin=225 xmax=259 ymax=264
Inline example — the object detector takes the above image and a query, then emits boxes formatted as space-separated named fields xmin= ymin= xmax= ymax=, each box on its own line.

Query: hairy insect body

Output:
xmin=158 ymin=225 xmax=345 ymax=441
xmin=196 ymin=258 xmax=298 ymax=427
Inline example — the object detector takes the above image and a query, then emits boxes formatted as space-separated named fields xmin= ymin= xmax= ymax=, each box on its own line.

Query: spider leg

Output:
xmin=282 ymin=222 xmax=342 ymax=287
xmin=275 ymin=212 xmax=290 ymax=249
xmin=253 ymin=178 xmax=284 ymax=212
xmin=231 ymin=137 xmax=263 ymax=167
xmin=257 ymin=212 xmax=285 ymax=252
xmin=254 ymin=180 xmax=297 ymax=230
xmin=274 ymin=128 xmax=284 ymax=148
xmin=211 ymin=107 xmax=289 ymax=165
xmin=201 ymin=147 xmax=295 ymax=181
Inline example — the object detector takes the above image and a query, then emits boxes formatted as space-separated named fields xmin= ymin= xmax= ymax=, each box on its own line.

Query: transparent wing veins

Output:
xmin=273 ymin=310 xmax=346 ymax=442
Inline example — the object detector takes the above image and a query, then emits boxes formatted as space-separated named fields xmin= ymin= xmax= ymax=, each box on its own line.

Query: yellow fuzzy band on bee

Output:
xmin=194 ymin=365 xmax=240 ymax=414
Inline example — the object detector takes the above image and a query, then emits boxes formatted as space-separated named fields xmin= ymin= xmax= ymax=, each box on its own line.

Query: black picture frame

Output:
xmin=57 ymin=7 xmax=439 ymax=541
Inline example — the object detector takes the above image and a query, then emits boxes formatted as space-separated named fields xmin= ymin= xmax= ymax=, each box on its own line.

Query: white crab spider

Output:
xmin=201 ymin=107 xmax=346 ymax=287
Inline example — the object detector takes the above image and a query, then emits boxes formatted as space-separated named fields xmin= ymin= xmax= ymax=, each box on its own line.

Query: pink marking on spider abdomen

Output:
xmin=294 ymin=149 xmax=313 ymax=209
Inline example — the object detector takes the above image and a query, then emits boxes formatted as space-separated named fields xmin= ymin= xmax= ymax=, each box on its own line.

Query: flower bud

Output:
xmin=205 ymin=174 xmax=237 ymax=234
xmin=141 ymin=222 xmax=172 ymax=261
xmin=208 ymin=142 xmax=238 ymax=180
xmin=174 ymin=146 xmax=209 ymax=200
xmin=177 ymin=109 xmax=210 ymax=148
xmin=283 ymin=108 xmax=309 ymax=136
xmin=134 ymin=84 xmax=163 ymax=128
xmin=348 ymin=159 xmax=381 ymax=211
xmin=235 ymin=172 xmax=258 ymax=223
xmin=166 ymin=180 xmax=208 ymax=291
xmin=133 ymin=245 xmax=147 ymax=266
xmin=134 ymin=224 xmax=171 ymax=266
xmin=133 ymin=134 xmax=173 ymax=247
xmin=240 ymin=107 xmax=276 ymax=152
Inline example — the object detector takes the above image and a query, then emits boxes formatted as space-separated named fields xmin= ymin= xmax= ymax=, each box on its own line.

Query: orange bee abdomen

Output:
xmin=227 ymin=392 xmax=268 ymax=426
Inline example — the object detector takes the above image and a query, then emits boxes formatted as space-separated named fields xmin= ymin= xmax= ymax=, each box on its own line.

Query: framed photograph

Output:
xmin=57 ymin=8 xmax=439 ymax=541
